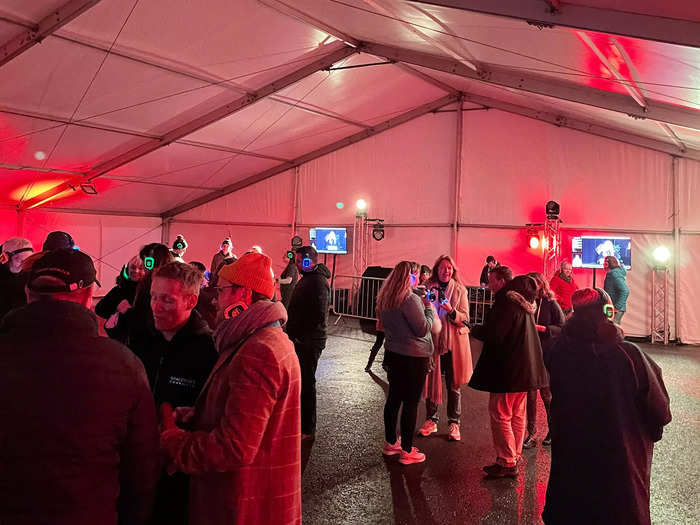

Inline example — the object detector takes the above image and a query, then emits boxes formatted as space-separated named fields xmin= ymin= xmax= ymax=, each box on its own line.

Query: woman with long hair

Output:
xmin=377 ymin=261 xmax=439 ymax=465
xmin=418 ymin=255 xmax=472 ymax=442
xmin=603 ymin=255 xmax=629 ymax=323
xmin=523 ymin=272 xmax=565 ymax=448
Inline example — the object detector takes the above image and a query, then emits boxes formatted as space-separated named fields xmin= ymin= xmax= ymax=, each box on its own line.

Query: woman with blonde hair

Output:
xmin=418 ymin=254 xmax=472 ymax=442
xmin=377 ymin=261 xmax=439 ymax=465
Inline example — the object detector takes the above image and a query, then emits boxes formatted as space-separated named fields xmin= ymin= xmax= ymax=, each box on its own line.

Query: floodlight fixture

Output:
xmin=80 ymin=182 xmax=98 ymax=195
xmin=653 ymin=246 xmax=671 ymax=264
xmin=356 ymin=199 xmax=367 ymax=217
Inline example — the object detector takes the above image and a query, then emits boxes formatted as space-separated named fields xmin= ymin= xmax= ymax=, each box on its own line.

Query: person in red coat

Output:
xmin=160 ymin=252 xmax=302 ymax=525
xmin=549 ymin=261 xmax=578 ymax=316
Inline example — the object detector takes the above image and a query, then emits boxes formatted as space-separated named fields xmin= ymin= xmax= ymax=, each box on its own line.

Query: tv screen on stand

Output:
xmin=572 ymin=236 xmax=631 ymax=269
xmin=310 ymin=227 xmax=348 ymax=254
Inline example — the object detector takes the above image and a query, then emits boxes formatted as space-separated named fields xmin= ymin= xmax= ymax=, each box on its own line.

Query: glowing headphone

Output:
xmin=286 ymin=250 xmax=294 ymax=260
xmin=300 ymin=251 xmax=313 ymax=270
xmin=224 ymin=302 xmax=247 ymax=320
xmin=144 ymin=256 xmax=155 ymax=270
xmin=595 ymin=288 xmax=615 ymax=320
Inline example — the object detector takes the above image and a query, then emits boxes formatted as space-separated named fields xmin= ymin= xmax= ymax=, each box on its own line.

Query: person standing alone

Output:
xmin=286 ymin=246 xmax=331 ymax=438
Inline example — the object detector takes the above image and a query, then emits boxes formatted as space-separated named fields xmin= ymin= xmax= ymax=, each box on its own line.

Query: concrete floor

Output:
xmin=301 ymin=318 xmax=700 ymax=525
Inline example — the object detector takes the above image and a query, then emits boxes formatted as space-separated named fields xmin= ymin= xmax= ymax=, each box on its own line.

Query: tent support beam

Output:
xmin=28 ymin=207 xmax=162 ymax=217
xmin=0 ymin=0 xmax=102 ymax=68
xmin=162 ymin=92 xmax=460 ymax=218
xmin=362 ymin=42 xmax=700 ymax=131
xmin=456 ymin=92 xmax=700 ymax=161
xmin=411 ymin=0 xmax=700 ymax=48
xmin=19 ymin=42 xmax=357 ymax=211
xmin=672 ymin=157 xmax=681 ymax=342
xmin=453 ymin=95 xmax=463 ymax=259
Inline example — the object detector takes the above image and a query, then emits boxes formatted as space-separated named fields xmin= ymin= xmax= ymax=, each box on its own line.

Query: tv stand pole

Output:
xmin=592 ymin=268 xmax=597 ymax=288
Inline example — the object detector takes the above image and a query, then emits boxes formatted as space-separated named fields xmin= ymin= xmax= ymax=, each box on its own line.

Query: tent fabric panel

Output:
xmin=460 ymin=110 xmax=673 ymax=230
xmin=106 ymin=142 xmax=235 ymax=180
xmin=0 ymin=206 xmax=18 ymax=242
xmin=61 ymin=0 xmax=330 ymax=87
xmin=679 ymin=235 xmax=700 ymax=344
xmin=182 ymin=99 xmax=361 ymax=160
xmin=678 ymin=158 xmax=700 ymax=230
xmin=20 ymin=210 xmax=162 ymax=291
xmin=176 ymin=169 xmax=295 ymax=224
xmin=168 ymin=223 xmax=293 ymax=279
xmin=274 ymin=55 xmax=447 ymax=124
xmin=297 ymin=112 xmax=456 ymax=225
xmin=40 ymin=180 xmax=210 ymax=214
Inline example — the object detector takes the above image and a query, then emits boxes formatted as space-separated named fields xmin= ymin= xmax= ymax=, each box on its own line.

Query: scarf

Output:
xmin=214 ymin=300 xmax=287 ymax=356
xmin=558 ymin=272 xmax=572 ymax=283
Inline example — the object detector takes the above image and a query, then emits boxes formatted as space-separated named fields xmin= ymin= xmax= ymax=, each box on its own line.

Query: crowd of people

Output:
xmin=0 ymin=232 xmax=668 ymax=525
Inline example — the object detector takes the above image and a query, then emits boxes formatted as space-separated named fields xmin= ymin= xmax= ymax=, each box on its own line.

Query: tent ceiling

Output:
xmin=0 ymin=0 xmax=698 ymax=215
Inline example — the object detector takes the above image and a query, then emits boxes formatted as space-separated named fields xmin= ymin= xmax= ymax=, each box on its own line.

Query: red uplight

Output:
xmin=529 ymin=236 xmax=540 ymax=249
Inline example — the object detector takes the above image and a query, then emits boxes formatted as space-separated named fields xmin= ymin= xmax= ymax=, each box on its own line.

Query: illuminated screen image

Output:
xmin=309 ymin=227 xmax=348 ymax=254
xmin=572 ymin=236 xmax=631 ymax=270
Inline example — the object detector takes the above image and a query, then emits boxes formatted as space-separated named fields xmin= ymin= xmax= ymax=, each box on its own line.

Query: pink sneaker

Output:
xmin=399 ymin=447 xmax=426 ymax=465
xmin=448 ymin=423 xmax=461 ymax=441
xmin=382 ymin=438 xmax=402 ymax=456
xmin=418 ymin=419 xmax=437 ymax=437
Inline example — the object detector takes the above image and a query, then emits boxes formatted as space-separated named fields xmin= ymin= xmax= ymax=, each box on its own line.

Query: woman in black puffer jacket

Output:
xmin=523 ymin=272 xmax=565 ymax=448
xmin=95 ymin=255 xmax=145 ymax=342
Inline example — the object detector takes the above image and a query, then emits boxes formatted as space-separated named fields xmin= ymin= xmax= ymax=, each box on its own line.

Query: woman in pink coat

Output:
xmin=418 ymin=255 xmax=473 ymax=441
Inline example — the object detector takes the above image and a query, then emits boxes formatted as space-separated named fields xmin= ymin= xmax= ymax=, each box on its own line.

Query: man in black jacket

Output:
xmin=141 ymin=261 xmax=218 ymax=524
xmin=0 ymin=248 xmax=159 ymax=524
xmin=542 ymin=288 xmax=671 ymax=525
xmin=286 ymin=246 xmax=331 ymax=437
xmin=470 ymin=270 xmax=549 ymax=478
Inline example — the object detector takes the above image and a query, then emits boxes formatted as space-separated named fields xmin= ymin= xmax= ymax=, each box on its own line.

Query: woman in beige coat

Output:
xmin=418 ymin=255 xmax=473 ymax=441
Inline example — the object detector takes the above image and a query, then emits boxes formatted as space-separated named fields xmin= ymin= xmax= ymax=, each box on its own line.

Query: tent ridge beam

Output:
xmin=411 ymin=0 xmax=700 ymax=49
xmin=460 ymin=92 xmax=700 ymax=161
xmin=19 ymin=42 xmax=357 ymax=210
xmin=362 ymin=42 xmax=700 ymax=130
xmin=161 ymin=92 xmax=459 ymax=218
xmin=30 ymin=206 xmax=161 ymax=218
xmin=0 ymin=0 xmax=102 ymax=68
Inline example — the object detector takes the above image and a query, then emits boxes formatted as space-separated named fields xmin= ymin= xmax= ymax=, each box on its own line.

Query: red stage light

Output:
xmin=529 ymin=235 xmax=540 ymax=249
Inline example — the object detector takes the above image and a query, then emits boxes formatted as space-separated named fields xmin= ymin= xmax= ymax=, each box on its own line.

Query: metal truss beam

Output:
xmin=362 ymin=42 xmax=700 ymax=130
xmin=0 ymin=0 xmax=102 ymax=68
xmin=31 ymin=206 xmax=161 ymax=218
xmin=162 ymin=92 xmax=459 ymax=217
xmin=459 ymin=92 xmax=700 ymax=161
xmin=19 ymin=42 xmax=356 ymax=210
xmin=410 ymin=0 xmax=700 ymax=48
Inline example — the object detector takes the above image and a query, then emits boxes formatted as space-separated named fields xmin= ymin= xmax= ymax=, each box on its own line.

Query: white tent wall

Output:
xmin=678 ymin=159 xmax=700 ymax=343
xmin=166 ymin=107 xmax=695 ymax=342
xmin=9 ymin=210 xmax=162 ymax=292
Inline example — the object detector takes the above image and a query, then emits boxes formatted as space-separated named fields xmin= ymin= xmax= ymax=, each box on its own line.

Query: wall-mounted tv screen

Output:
xmin=309 ymin=227 xmax=348 ymax=254
xmin=572 ymin=236 xmax=631 ymax=269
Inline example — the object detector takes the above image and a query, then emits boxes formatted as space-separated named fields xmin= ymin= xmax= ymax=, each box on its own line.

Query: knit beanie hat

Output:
xmin=217 ymin=252 xmax=275 ymax=299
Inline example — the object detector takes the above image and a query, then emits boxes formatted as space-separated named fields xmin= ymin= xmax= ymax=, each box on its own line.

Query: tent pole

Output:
xmin=672 ymin=156 xmax=681 ymax=343
xmin=161 ymin=218 xmax=171 ymax=246
xmin=453 ymin=95 xmax=464 ymax=260
xmin=292 ymin=166 xmax=300 ymax=237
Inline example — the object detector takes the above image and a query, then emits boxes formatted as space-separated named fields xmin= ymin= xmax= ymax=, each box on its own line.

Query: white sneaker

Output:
xmin=399 ymin=447 xmax=426 ymax=465
xmin=448 ymin=423 xmax=461 ymax=441
xmin=418 ymin=419 xmax=437 ymax=437
xmin=382 ymin=438 xmax=402 ymax=456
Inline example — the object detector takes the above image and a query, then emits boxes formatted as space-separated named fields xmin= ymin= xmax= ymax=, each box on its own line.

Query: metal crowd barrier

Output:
xmin=331 ymin=275 xmax=494 ymax=326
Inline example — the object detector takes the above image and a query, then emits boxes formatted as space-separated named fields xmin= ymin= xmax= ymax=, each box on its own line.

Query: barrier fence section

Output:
xmin=331 ymin=275 xmax=494 ymax=325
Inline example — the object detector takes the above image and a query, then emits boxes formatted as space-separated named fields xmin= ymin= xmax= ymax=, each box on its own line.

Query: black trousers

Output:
xmin=384 ymin=351 xmax=430 ymax=453
xmin=526 ymin=387 xmax=552 ymax=436
xmin=367 ymin=331 xmax=385 ymax=366
xmin=295 ymin=340 xmax=324 ymax=435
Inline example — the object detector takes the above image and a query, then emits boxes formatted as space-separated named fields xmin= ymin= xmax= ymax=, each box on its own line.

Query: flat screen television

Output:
xmin=571 ymin=236 xmax=631 ymax=269
xmin=309 ymin=227 xmax=348 ymax=254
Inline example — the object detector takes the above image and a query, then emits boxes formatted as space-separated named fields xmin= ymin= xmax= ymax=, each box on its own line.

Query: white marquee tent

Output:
xmin=1 ymin=0 xmax=699 ymax=341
